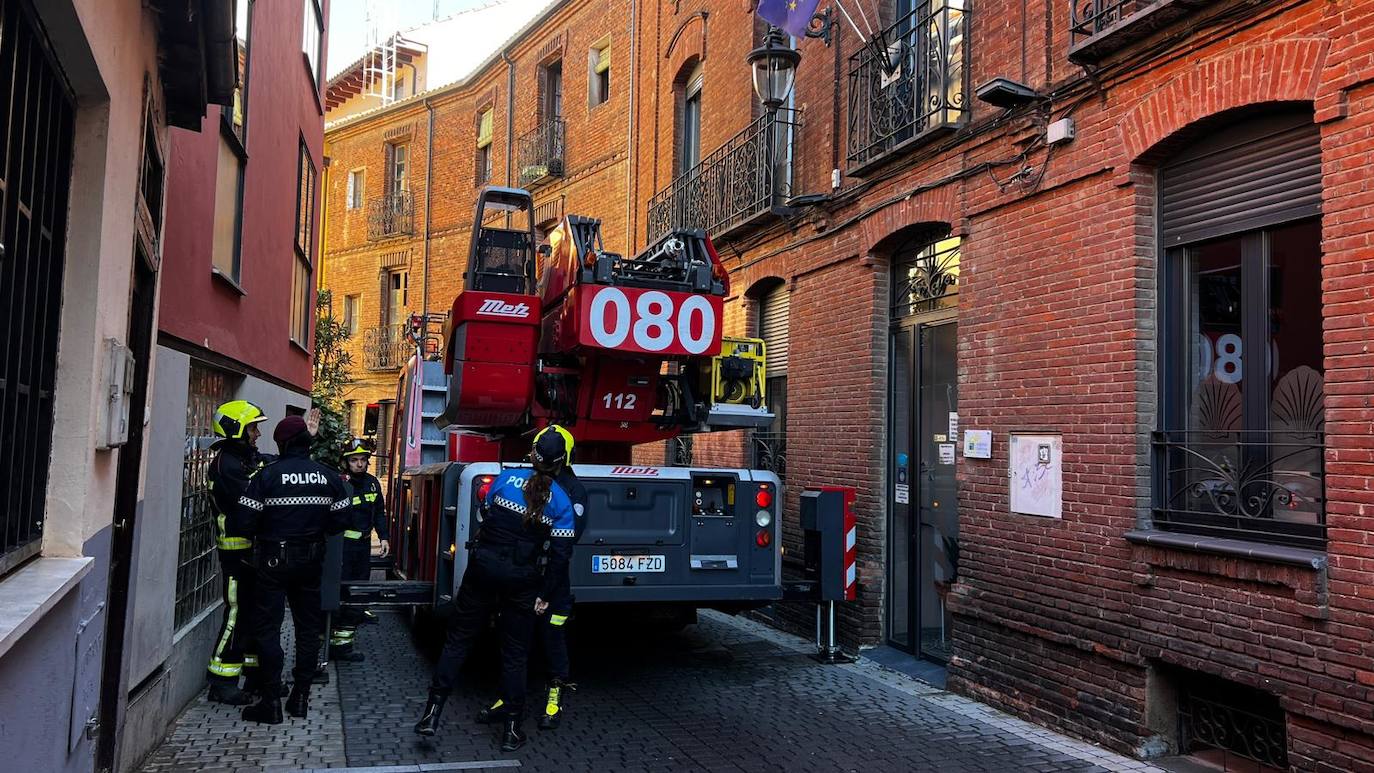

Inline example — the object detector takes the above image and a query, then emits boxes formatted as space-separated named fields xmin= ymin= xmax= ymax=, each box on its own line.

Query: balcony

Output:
xmin=646 ymin=107 xmax=801 ymax=243
xmin=518 ymin=118 xmax=566 ymax=187
xmin=367 ymin=191 xmax=414 ymax=240
xmin=1069 ymin=0 xmax=1209 ymax=64
xmin=362 ymin=323 xmax=413 ymax=371
xmin=847 ymin=1 xmax=968 ymax=177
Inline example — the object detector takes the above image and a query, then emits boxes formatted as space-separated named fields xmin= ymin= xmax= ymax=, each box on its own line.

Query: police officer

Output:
xmin=414 ymin=430 xmax=579 ymax=752
xmin=205 ymin=400 xmax=269 ymax=705
xmin=328 ymin=438 xmax=390 ymax=661
xmin=477 ymin=425 xmax=586 ymax=730
xmin=230 ymin=415 xmax=352 ymax=725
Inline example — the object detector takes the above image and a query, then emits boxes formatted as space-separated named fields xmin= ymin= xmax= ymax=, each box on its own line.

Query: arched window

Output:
xmin=1155 ymin=107 xmax=1324 ymax=549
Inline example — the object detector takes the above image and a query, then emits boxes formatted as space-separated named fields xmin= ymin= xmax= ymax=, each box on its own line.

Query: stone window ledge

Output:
xmin=0 ymin=557 xmax=95 ymax=660
xmin=1124 ymin=529 xmax=1326 ymax=570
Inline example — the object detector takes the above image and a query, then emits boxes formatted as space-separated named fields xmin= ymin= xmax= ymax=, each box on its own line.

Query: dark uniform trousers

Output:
xmin=330 ymin=538 xmax=371 ymax=651
xmin=209 ymin=547 xmax=258 ymax=682
xmin=252 ymin=542 xmax=326 ymax=691
xmin=432 ymin=548 xmax=540 ymax=719
xmin=539 ymin=599 xmax=572 ymax=681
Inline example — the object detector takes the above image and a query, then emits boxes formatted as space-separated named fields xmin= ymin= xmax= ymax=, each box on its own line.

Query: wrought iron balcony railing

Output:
xmin=1069 ymin=0 xmax=1207 ymax=63
xmin=847 ymin=1 xmax=967 ymax=175
xmin=362 ymin=323 xmax=413 ymax=371
xmin=518 ymin=118 xmax=566 ymax=187
xmin=368 ymin=191 xmax=414 ymax=240
xmin=646 ymin=107 xmax=801 ymax=242
xmin=1152 ymin=430 xmax=1326 ymax=551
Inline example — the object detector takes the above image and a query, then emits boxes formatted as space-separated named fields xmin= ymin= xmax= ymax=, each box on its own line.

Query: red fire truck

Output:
xmin=359 ymin=188 xmax=789 ymax=623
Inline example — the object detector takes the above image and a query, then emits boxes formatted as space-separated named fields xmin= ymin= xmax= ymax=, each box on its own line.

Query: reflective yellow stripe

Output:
xmin=216 ymin=511 xmax=251 ymax=549
xmin=208 ymin=659 xmax=242 ymax=677
xmin=545 ymin=685 xmax=562 ymax=716
xmin=244 ymin=654 xmax=259 ymax=667
xmin=351 ymin=496 xmax=362 ymax=505
xmin=208 ymin=577 xmax=241 ymax=677
xmin=489 ymin=699 xmax=504 ymax=711
xmin=364 ymin=493 xmax=378 ymax=502
xmin=343 ymin=530 xmax=364 ymax=539
xmin=549 ymin=614 xmax=568 ymax=626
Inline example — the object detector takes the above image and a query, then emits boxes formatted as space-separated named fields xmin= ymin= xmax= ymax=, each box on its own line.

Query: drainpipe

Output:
xmin=624 ymin=0 xmax=638 ymax=248
xmin=422 ymin=98 xmax=435 ymax=320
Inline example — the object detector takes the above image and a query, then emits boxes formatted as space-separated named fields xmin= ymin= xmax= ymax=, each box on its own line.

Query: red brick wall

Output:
xmin=322 ymin=0 xmax=1374 ymax=765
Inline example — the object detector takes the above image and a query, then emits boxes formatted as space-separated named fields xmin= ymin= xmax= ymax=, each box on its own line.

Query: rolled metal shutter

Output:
xmin=759 ymin=284 xmax=790 ymax=377
xmin=1160 ymin=110 xmax=1321 ymax=247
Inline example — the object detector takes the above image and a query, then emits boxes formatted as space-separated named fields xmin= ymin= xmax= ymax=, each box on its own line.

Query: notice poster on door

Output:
xmin=895 ymin=483 xmax=909 ymax=504
xmin=938 ymin=443 xmax=956 ymax=465
xmin=1009 ymin=433 xmax=1063 ymax=518
xmin=948 ymin=412 xmax=959 ymax=438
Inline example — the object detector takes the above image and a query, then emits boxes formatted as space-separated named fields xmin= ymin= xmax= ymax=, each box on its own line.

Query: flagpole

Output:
xmin=833 ymin=0 xmax=874 ymax=38
xmin=826 ymin=0 xmax=869 ymax=40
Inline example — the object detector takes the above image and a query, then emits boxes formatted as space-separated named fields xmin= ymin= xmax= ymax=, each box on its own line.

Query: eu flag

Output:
xmin=756 ymin=0 xmax=822 ymax=38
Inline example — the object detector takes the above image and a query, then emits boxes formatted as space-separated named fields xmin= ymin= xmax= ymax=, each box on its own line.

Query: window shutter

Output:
xmin=595 ymin=44 xmax=611 ymax=74
xmin=759 ymin=284 xmax=790 ymax=377
xmin=379 ymin=270 xmax=390 ymax=325
xmin=346 ymin=171 xmax=355 ymax=209
xmin=477 ymin=110 xmax=494 ymax=149
xmin=1160 ymin=111 xmax=1321 ymax=247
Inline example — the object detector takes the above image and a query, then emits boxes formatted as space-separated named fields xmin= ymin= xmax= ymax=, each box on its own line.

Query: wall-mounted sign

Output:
xmin=1009 ymin=434 xmax=1062 ymax=518
xmin=963 ymin=430 xmax=992 ymax=459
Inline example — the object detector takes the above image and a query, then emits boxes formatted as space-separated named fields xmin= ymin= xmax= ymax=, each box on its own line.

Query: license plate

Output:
xmin=592 ymin=554 xmax=665 ymax=573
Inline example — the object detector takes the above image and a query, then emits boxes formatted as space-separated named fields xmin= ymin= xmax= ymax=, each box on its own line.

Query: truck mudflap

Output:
xmin=454 ymin=463 xmax=783 ymax=605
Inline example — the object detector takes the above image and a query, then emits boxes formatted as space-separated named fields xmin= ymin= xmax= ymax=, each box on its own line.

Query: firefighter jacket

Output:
xmin=228 ymin=447 xmax=351 ymax=544
xmin=479 ymin=468 xmax=578 ymax=602
xmin=208 ymin=441 xmax=266 ymax=550
xmin=343 ymin=471 xmax=389 ymax=541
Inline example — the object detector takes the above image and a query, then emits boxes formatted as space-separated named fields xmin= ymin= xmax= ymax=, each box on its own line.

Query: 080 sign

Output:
xmin=578 ymin=285 xmax=723 ymax=356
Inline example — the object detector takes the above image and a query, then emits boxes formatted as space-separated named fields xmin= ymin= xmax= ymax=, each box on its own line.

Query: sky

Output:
xmin=327 ymin=0 xmax=494 ymax=79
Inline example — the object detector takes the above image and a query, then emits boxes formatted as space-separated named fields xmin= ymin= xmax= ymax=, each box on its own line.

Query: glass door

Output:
xmin=888 ymin=319 xmax=958 ymax=661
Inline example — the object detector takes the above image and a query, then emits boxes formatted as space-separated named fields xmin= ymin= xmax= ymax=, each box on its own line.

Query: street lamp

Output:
xmin=747 ymin=26 xmax=800 ymax=111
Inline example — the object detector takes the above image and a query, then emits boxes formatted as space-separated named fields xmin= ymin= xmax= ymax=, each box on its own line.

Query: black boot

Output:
xmin=312 ymin=666 xmax=330 ymax=685
xmin=207 ymin=681 xmax=253 ymax=706
xmin=475 ymin=698 xmax=505 ymax=724
xmin=500 ymin=718 xmax=527 ymax=752
xmin=241 ymin=695 xmax=284 ymax=725
xmin=414 ymin=690 xmax=448 ymax=736
xmin=539 ymin=680 xmax=570 ymax=730
xmin=286 ymin=684 xmax=310 ymax=718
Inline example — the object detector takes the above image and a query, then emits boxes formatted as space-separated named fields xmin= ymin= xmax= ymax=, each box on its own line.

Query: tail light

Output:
xmin=755 ymin=529 xmax=772 ymax=548
xmin=476 ymin=475 xmax=495 ymax=502
xmin=755 ymin=487 xmax=773 ymax=509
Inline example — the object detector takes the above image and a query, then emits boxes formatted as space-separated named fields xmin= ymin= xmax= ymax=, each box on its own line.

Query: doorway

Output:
xmin=887 ymin=234 xmax=960 ymax=663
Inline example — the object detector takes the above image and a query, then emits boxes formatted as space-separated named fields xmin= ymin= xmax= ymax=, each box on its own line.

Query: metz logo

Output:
xmin=609 ymin=466 xmax=660 ymax=476
xmin=476 ymin=299 xmax=530 ymax=318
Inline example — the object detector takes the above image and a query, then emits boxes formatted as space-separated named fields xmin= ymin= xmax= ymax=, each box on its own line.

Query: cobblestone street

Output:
xmin=139 ymin=610 xmax=1163 ymax=773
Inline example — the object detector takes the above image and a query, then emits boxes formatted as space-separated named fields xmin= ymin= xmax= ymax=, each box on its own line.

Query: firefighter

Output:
xmin=328 ymin=438 xmax=390 ymax=661
xmin=477 ymin=424 xmax=586 ymax=730
xmin=413 ymin=430 xmax=579 ymax=752
xmin=230 ymin=415 xmax=352 ymax=725
xmin=205 ymin=400 xmax=269 ymax=705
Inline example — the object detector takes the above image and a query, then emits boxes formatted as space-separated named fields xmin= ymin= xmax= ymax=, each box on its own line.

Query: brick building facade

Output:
xmin=321 ymin=0 xmax=1374 ymax=767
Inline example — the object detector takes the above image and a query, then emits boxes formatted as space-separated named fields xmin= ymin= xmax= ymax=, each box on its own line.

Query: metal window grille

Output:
xmin=1179 ymin=672 xmax=1289 ymax=769
xmin=0 ymin=0 xmax=76 ymax=577
xmin=174 ymin=364 xmax=235 ymax=629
